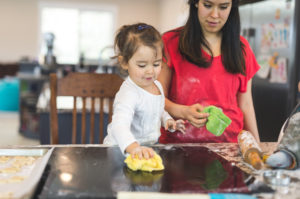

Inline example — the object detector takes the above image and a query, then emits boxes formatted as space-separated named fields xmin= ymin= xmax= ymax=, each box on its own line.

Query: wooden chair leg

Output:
xmin=72 ymin=97 xmax=77 ymax=144
xmin=81 ymin=97 xmax=86 ymax=144
xmin=90 ymin=97 xmax=95 ymax=144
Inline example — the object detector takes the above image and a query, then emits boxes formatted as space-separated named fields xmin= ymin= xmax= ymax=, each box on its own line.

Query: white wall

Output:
xmin=159 ymin=0 xmax=189 ymax=33
xmin=0 ymin=0 xmax=39 ymax=62
xmin=0 ymin=0 xmax=187 ymax=62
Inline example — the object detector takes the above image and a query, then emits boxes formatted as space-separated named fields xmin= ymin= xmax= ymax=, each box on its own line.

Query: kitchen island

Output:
xmin=1 ymin=143 xmax=300 ymax=199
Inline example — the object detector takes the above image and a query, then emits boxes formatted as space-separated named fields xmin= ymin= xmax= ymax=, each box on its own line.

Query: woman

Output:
xmin=158 ymin=0 xmax=260 ymax=143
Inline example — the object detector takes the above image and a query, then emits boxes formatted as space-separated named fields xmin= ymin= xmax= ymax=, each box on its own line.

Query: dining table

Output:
xmin=1 ymin=142 xmax=300 ymax=199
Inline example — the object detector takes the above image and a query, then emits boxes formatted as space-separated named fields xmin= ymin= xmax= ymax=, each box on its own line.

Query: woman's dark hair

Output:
xmin=114 ymin=23 xmax=163 ymax=65
xmin=178 ymin=0 xmax=245 ymax=75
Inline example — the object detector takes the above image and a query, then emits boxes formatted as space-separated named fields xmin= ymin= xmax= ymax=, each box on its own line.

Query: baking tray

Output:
xmin=0 ymin=148 xmax=49 ymax=156
xmin=0 ymin=147 xmax=53 ymax=199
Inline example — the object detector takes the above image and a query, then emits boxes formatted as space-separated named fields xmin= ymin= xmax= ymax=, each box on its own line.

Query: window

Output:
xmin=39 ymin=3 xmax=116 ymax=64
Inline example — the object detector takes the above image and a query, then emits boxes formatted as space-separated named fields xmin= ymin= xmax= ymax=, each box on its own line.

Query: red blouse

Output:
xmin=160 ymin=30 xmax=260 ymax=143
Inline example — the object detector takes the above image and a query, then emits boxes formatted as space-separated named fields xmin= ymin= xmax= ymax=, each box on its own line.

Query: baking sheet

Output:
xmin=0 ymin=148 xmax=53 ymax=198
xmin=0 ymin=149 xmax=48 ymax=156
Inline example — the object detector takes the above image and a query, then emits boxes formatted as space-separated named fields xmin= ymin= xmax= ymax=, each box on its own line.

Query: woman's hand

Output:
xmin=125 ymin=142 xmax=155 ymax=159
xmin=182 ymin=104 xmax=209 ymax=128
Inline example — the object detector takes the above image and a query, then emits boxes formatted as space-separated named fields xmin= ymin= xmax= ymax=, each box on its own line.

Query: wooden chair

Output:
xmin=50 ymin=72 xmax=123 ymax=144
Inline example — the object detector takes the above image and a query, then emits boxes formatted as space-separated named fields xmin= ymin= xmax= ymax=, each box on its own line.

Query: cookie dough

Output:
xmin=12 ymin=156 xmax=36 ymax=167
xmin=0 ymin=167 xmax=20 ymax=174
xmin=0 ymin=156 xmax=11 ymax=163
xmin=0 ymin=176 xmax=25 ymax=184
xmin=124 ymin=153 xmax=164 ymax=172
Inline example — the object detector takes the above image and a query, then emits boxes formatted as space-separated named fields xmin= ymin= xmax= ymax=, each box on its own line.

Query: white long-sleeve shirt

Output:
xmin=103 ymin=77 xmax=172 ymax=154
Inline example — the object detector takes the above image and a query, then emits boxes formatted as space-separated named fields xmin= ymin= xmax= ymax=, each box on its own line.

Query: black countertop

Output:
xmin=35 ymin=145 xmax=273 ymax=199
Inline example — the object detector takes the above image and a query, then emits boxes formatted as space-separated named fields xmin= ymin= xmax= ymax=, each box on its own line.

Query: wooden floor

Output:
xmin=0 ymin=112 xmax=40 ymax=146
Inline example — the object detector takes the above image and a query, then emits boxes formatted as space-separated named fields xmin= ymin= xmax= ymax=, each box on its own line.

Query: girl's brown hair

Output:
xmin=114 ymin=23 xmax=163 ymax=65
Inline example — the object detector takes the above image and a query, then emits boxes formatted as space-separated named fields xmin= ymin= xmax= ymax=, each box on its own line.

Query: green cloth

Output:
xmin=203 ymin=106 xmax=231 ymax=136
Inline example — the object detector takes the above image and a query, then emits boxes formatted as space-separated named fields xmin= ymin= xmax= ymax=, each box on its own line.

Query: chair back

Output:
xmin=50 ymin=72 xmax=123 ymax=144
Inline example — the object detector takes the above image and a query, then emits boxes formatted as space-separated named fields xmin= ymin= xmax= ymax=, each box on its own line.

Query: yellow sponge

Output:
xmin=124 ymin=153 xmax=164 ymax=172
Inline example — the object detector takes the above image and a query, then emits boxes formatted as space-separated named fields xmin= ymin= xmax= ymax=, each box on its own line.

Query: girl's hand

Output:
xmin=175 ymin=119 xmax=186 ymax=134
xmin=182 ymin=104 xmax=209 ymax=128
xmin=126 ymin=142 xmax=155 ymax=159
xmin=165 ymin=119 xmax=176 ymax=132
xmin=166 ymin=119 xmax=186 ymax=134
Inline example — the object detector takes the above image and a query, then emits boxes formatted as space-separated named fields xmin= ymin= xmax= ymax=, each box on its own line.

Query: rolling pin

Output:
xmin=238 ymin=130 xmax=264 ymax=170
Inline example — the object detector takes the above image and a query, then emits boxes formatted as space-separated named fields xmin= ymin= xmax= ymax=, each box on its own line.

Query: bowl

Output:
xmin=263 ymin=170 xmax=290 ymax=186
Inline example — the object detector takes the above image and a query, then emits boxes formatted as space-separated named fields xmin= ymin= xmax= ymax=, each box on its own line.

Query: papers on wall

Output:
xmin=256 ymin=55 xmax=270 ymax=79
xmin=260 ymin=23 xmax=289 ymax=53
xmin=270 ymin=57 xmax=287 ymax=83
xmin=256 ymin=53 xmax=287 ymax=84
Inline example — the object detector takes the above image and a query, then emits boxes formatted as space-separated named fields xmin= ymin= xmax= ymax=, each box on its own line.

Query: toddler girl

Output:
xmin=104 ymin=23 xmax=185 ymax=159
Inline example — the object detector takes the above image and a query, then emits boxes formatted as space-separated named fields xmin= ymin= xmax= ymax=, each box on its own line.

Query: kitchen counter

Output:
xmin=2 ymin=143 xmax=300 ymax=199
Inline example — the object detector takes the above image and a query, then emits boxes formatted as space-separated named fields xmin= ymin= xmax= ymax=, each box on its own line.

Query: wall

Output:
xmin=0 ymin=0 xmax=186 ymax=62
xmin=158 ymin=0 xmax=188 ymax=33
xmin=0 ymin=0 xmax=39 ymax=62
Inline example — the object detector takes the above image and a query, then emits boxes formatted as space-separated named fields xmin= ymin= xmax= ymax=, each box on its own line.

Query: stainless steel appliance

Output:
xmin=239 ymin=0 xmax=300 ymax=141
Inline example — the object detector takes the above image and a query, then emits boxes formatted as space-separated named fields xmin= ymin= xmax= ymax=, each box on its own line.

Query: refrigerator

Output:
xmin=239 ymin=0 xmax=300 ymax=141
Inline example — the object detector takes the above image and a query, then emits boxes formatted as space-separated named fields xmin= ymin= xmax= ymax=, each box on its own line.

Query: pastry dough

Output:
xmin=0 ymin=156 xmax=37 ymax=181
xmin=124 ymin=153 xmax=164 ymax=172
xmin=0 ymin=156 xmax=36 ymax=174
xmin=0 ymin=176 xmax=25 ymax=184
xmin=0 ymin=167 xmax=20 ymax=173
xmin=12 ymin=156 xmax=36 ymax=167
xmin=0 ymin=156 xmax=11 ymax=163
xmin=7 ymin=176 xmax=25 ymax=183
xmin=0 ymin=155 xmax=41 ymax=197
